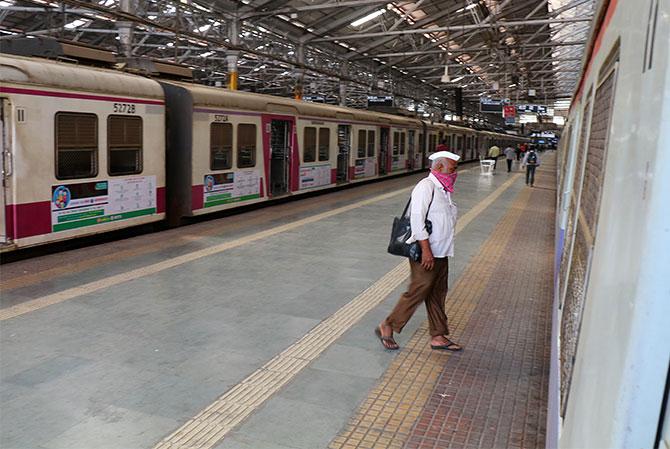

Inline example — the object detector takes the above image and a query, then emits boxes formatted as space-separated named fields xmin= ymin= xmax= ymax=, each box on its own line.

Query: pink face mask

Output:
xmin=431 ymin=169 xmax=458 ymax=193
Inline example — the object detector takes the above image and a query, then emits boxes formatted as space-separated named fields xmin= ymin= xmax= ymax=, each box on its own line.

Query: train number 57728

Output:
xmin=113 ymin=102 xmax=136 ymax=114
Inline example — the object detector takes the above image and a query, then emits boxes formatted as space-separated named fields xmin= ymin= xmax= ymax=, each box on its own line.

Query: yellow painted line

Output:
xmin=152 ymin=173 xmax=522 ymax=449
xmin=0 ymin=187 xmax=415 ymax=321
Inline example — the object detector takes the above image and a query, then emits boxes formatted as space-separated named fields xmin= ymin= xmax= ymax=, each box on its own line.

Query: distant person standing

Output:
xmin=504 ymin=145 xmax=516 ymax=172
xmin=522 ymin=147 xmax=541 ymax=186
xmin=515 ymin=144 xmax=521 ymax=161
xmin=487 ymin=145 xmax=501 ymax=171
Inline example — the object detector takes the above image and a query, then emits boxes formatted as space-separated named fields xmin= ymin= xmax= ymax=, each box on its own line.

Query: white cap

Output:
xmin=428 ymin=150 xmax=461 ymax=162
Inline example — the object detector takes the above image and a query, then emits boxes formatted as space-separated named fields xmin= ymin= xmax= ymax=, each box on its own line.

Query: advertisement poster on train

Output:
xmin=203 ymin=170 xmax=260 ymax=207
xmin=354 ymin=158 xmax=376 ymax=179
xmin=51 ymin=176 xmax=157 ymax=232
xmin=299 ymin=164 xmax=331 ymax=189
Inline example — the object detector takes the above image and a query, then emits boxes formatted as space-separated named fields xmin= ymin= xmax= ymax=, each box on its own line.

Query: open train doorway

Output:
xmin=269 ymin=119 xmax=291 ymax=196
xmin=336 ymin=125 xmax=351 ymax=183
xmin=379 ymin=127 xmax=389 ymax=175
xmin=0 ymin=99 xmax=9 ymax=244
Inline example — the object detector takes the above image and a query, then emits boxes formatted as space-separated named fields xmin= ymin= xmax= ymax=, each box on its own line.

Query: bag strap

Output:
xmin=403 ymin=180 xmax=435 ymax=219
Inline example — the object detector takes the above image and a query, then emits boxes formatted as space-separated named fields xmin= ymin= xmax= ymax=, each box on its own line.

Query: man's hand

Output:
xmin=419 ymin=240 xmax=434 ymax=271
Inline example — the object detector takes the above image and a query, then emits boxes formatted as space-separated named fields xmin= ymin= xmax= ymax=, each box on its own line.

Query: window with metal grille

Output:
xmin=392 ymin=131 xmax=399 ymax=155
xmin=367 ymin=131 xmax=375 ymax=157
xmin=304 ymin=127 xmax=317 ymax=162
xmin=399 ymin=132 xmax=406 ymax=154
xmin=357 ymin=130 xmax=366 ymax=158
xmin=210 ymin=123 xmax=233 ymax=170
xmin=108 ymin=115 xmax=142 ymax=176
xmin=237 ymin=124 xmax=256 ymax=168
xmin=55 ymin=112 xmax=98 ymax=179
xmin=318 ymin=128 xmax=330 ymax=161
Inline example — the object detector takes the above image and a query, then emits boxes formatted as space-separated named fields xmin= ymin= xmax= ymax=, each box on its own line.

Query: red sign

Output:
xmin=503 ymin=105 xmax=516 ymax=118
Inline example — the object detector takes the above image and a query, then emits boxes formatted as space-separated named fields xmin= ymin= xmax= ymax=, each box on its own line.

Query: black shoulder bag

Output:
xmin=387 ymin=188 xmax=435 ymax=262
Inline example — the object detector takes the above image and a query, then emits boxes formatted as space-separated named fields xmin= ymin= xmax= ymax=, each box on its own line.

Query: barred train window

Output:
xmin=318 ymin=128 xmax=330 ymax=161
xmin=237 ymin=123 xmax=256 ymax=168
xmin=304 ymin=127 xmax=317 ymax=162
xmin=392 ymin=131 xmax=400 ymax=155
xmin=108 ymin=115 xmax=142 ymax=175
xmin=55 ymin=112 xmax=98 ymax=179
xmin=399 ymin=132 xmax=406 ymax=155
xmin=210 ymin=123 xmax=233 ymax=170
xmin=367 ymin=131 xmax=375 ymax=157
xmin=357 ymin=130 xmax=366 ymax=158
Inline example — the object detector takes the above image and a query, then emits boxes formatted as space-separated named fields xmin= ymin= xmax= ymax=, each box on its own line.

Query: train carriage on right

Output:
xmin=551 ymin=0 xmax=670 ymax=448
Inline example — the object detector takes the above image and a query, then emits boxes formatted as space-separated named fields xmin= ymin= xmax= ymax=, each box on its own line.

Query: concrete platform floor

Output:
xmin=0 ymin=154 xmax=556 ymax=449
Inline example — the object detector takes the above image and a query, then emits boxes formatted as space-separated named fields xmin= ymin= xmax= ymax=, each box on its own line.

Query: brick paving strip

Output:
xmin=330 ymin=155 xmax=556 ymax=449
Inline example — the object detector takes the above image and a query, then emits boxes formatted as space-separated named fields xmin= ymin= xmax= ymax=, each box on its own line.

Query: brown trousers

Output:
xmin=385 ymin=258 xmax=450 ymax=337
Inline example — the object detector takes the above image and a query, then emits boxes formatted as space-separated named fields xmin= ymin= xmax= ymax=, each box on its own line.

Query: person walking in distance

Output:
xmin=375 ymin=149 xmax=463 ymax=352
xmin=522 ymin=147 xmax=541 ymax=186
xmin=504 ymin=145 xmax=516 ymax=172
xmin=487 ymin=144 xmax=501 ymax=171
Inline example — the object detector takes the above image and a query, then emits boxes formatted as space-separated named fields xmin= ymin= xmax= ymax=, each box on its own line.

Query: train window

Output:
xmin=357 ymin=130 xmax=366 ymax=158
xmin=304 ymin=127 xmax=317 ymax=162
xmin=367 ymin=131 xmax=375 ymax=157
xmin=419 ymin=133 xmax=425 ymax=151
xmin=399 ymin=132 xmax=406 ymax=154
xmin=318 ymin=128 xmax=330 ymax=161
xmin=392 ymin=131 xmax=400 ymax=155
xmin=237 ymin=123 xmax=256 ymax=168
xmin=210 ymin=122 xmax=233 ymax=170
xmin=108 ymin=115 xmax=142 ymax=175
xmin=55 ymin=112 xmax=98 ymax=180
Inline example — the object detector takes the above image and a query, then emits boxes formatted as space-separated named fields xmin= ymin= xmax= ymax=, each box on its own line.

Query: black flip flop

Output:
xmin=374 ymin=327 xmax=399 ymax=350
xmin=430 ymin=340 xmax=463 ymax=351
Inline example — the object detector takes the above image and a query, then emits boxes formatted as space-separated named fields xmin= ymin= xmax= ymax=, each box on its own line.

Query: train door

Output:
xmin=379 ymin=127 xmax=389 ymax=175
xmin=336 ymin=125 xmax=351 ymax=183
xmin=270 ymin=119 xmax=291 ymax=196
xmin=407 ymin=130 xmax=415 ymax=170
xmin=0 ymin=99 xmax=9 ymax=244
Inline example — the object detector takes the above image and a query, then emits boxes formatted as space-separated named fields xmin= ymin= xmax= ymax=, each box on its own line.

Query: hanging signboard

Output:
xmin=480 ymin=97 xmax=504 ymax=113
xmin=503 ymin=105 xmax=516 ymax=118
xmin=516 ymin=104 xmax=548 ymax=114
xmin=367 ymin=95 xmax=394 ymax=107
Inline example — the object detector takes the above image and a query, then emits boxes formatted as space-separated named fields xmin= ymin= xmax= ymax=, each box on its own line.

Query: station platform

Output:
xmin=0 ymin=154 xmax=556 ymax=449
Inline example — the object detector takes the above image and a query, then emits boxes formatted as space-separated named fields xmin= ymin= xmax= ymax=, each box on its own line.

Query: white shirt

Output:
xmin=406 ymin=173 xmax=458 ymax=258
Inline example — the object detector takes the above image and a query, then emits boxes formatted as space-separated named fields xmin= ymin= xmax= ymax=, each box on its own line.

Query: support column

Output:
xmin=294 ymin=44 xmax=305 ymax=100
xmin=117 ymin=0 xmax=135 ymax=57
xmin=339 ymin=62 xmax=348 ymax=106
xmin=227 ymin=18 xmax=240 ymax=90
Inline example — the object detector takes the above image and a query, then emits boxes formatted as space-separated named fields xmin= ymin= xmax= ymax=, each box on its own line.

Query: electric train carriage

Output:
xmin=0 ymin=52 xmax=525 ymax=251
xmin=0 ymin=53 xmax=167 ymax=251
xmin=551 ymin=0 xmax=669 ymax=448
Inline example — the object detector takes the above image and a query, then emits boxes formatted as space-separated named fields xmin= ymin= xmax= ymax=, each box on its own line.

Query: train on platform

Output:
xmin=552 ymin=0 xmax=669 ymax=448
xmin=0 ymin=51 xmax=526 ymax=251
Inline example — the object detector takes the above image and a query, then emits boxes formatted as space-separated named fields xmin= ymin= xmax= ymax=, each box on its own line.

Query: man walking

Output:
xmin=504 ymin=145 xmax=516 ymax=172
xmin=487 ymin=144 xmax=501 ymax=170
xmin=522 ymin=147 xmax=541 ymax=186
xmin=376 ymin=148 xmax=463 ymax=352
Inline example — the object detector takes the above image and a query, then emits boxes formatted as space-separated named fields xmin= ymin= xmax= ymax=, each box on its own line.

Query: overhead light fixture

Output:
xmin=351 ymin=9 xmax=386 ymax=27
xmin=455 ymin=3 xmax=478 ymax=13
xmin=451 ymin=76 xmax=465 ymax=83
xmin=508 ymin=83 xmax=517 ymax=87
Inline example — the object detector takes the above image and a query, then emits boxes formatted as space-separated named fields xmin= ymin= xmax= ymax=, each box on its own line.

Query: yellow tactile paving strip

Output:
xmin=151 ymin=174 xmax=521 ymax=449
xmin=329 ymin=187 xmax=533 ymax=449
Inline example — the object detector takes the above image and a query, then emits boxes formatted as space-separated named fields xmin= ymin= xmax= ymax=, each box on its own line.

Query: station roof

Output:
xmin=0 ymin=0 xmax=594 ymax=116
